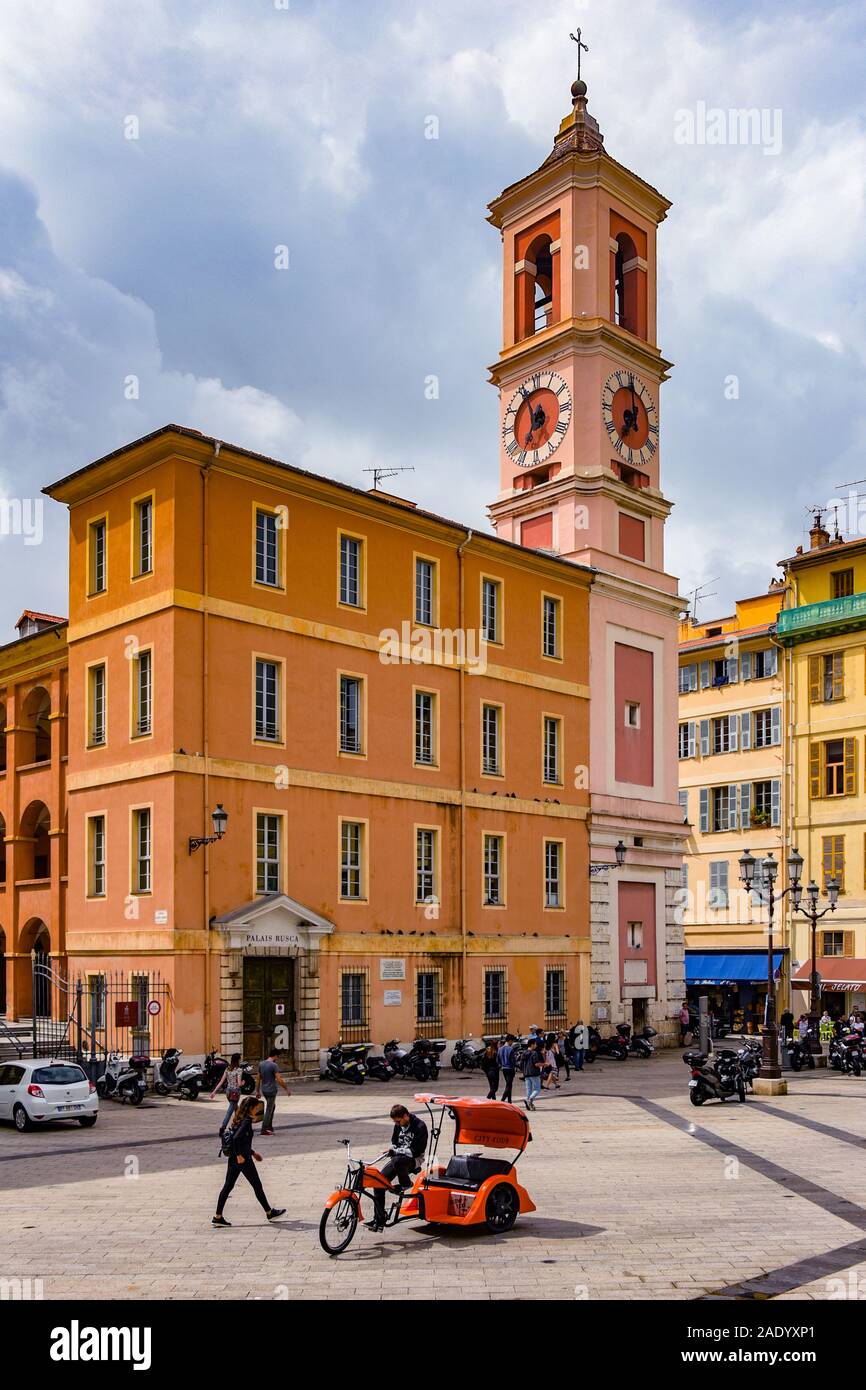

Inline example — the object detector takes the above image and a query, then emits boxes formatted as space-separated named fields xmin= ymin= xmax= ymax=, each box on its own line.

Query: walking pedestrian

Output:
xmin=522 ymin=1038 xmax=542 ymax=1111
xmin=678 ymin=1004 xmax=691 ymax=1045
xmin=542 ymin=1040 xmax=561 ymax=1089
xmin=571 ymin=1019 xmax=588 ymax=1071
xmin=556 ymin=1031 xmax=571 ymax=1081
xmin=211 ymin=1052 xmax=243 ymax=1135
xmin=255 ymin=1047 xmax=292 ymax=1135
xmin=481 ymin=1040 xmax=500 ymax=1100
xmin=211 ymin=1097 xmax=286 ymax=1227
xmin=497 ymin=1034 xmax=517 ymax=1103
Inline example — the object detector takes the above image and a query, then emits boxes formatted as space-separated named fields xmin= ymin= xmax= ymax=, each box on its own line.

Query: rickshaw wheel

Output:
xmin=484 ymin=1183 xmax=519 ymax=1233
xmin=319 ymin=1198 xmax=359 ymax=1255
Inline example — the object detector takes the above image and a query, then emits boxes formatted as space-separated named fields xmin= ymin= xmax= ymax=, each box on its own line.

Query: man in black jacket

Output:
xmin=367 ymin=1104 xmax=428 ymax=1231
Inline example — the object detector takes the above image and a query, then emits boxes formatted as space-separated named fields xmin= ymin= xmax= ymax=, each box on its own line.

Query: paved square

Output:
xmin=3 ymin=1052 xmax=866 ymax=1300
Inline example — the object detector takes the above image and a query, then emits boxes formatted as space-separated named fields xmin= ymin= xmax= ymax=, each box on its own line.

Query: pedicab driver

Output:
xmin=367 ymin=1103 xmax=429 ymax=1231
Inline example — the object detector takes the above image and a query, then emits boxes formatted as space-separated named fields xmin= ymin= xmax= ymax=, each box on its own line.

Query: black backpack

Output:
xmin=220 ymin=1123 xmax=242 ymax=1158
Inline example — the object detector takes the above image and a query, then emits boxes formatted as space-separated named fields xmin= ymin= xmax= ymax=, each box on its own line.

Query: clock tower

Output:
xmin=487 ymin=70 xmax=686 ymax=1042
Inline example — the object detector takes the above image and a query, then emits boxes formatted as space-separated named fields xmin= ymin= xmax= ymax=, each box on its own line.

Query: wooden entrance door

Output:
xmin=243 ymin=957 xmax=295 ymax=1064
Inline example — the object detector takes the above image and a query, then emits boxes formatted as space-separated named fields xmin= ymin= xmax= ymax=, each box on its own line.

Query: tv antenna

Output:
xmin=684 ymin=578 xmax=719 ymax=625
xmin=363 ymin=465 xmax=415 ymax=491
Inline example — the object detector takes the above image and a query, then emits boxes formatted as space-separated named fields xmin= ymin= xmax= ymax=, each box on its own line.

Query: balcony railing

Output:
xmin=776 ymin=591 xmax=866 ymax=638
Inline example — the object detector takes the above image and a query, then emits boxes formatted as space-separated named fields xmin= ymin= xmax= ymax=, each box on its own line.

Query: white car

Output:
xmin=0 ymin=1059 xmax=99 ymax=1132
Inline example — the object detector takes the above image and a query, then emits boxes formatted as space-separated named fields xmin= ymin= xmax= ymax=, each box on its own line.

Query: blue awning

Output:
xmin=686 ymin=952 xmax=784 ymax=985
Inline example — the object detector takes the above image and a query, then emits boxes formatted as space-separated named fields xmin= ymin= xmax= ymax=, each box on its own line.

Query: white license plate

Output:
xmin=56 ymin=1104 xmax=84 ymax=1112
xmin=688 ymin=1080 xmax=698 ymax=1087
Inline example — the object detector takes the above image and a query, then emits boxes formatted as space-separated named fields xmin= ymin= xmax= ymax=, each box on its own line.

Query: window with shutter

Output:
xmin=822 ymin=835 xmax=845 ymax=893
xmin=700 ymin=661 xmax=710 ymax=689
xmin=833 ymin=652 xmax=844 ymax=701
xmin=699 ymin=788 xmax=709 ymax=833
xmin=843 ymin=930 xmax=855 ymax=957
xmin=740 ymin=783 xmax=751 ymax=830
xmin=844 ymin=737 xmax=857 ymax=796
xmin=809 ymin=742 xmax=821 ymax=799
xmin=771 ymin=779 xmax=781 ymax=827
xmin=700 ymin=720 xmax=710 ymax=757
xmin=740 ymin=712 xmax=751 ymax=750
xmin=771 ymin=706 xmax=781 ymax=746
xmin=688 ymin=722 xmax=696 ymax=757
xmin=726 ymin=657 xmax=739 ymax=684
xmin=679 ymin=789 xmax=689 ymax=823
xmin=740 ymin=650 xmax=752 ymax=680
xmin=809 ymin=656 xmax=821 ymax=704
xmin=728 ymin=714 xmax=738 ymax=750
xmin=728 ymin=785 xmax=738 ymax=830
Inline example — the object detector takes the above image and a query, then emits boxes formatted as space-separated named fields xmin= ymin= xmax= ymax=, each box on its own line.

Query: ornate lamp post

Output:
xmin=189 ymin=803 xmax=229 ymax=855
xmin=589 ymin=839 xmax=627 ymax=877
xmin=786 ymin=850 xmax=839 ymax=1053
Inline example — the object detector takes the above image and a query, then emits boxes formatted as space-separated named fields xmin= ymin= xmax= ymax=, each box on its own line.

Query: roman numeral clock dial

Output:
xmin=501 ymin=372 xmax=572 ymax=469
xmin=601 ymin=370 xmax=658 ymax=469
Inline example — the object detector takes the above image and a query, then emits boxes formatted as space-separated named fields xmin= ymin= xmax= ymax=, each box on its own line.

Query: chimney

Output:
xmin=809 ymin=511 xmax=830 ymax=550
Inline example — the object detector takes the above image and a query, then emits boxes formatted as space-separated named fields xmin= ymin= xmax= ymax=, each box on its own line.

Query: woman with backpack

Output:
xmin=211 ymin=1052 xmax=243 ymax=1136
xmin=521 ymin=1038 xmax=542 ymax=1111
xmin=212 ymin=1096 xmax=286 ymax=1228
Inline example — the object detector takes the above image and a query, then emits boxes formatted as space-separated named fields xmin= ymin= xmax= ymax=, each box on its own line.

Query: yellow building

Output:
xmin=678 ymin=586 xmax=788 ymax=1031
xmin=778 ymin=516 xmax=866 ymax=1021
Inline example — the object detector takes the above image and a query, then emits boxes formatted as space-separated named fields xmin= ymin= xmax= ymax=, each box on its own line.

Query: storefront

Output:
xmin=685 ymin=949 xmax=786 ymax=1035
xmin=791 ymin=958 xmax=866 ymax=1023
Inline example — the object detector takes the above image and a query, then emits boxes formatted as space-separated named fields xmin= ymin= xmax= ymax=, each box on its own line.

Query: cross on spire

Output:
xmin=569 ymin=27 xmax=588 ymax=83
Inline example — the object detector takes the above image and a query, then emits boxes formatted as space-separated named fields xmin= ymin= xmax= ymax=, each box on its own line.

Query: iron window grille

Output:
xmin=339 ymin=967 xmax=370 ymax=1043
xmin=415 ymin=967 xmax=443 ymax=1037
xmin=544 ymin=966 xmax=567 ymax=1031
xmin=483 ymin=966 xmax=508 ymax=1029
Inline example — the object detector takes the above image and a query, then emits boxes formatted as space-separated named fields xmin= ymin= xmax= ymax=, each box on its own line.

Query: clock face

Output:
xmin=601 ymin=370 xmax=658 ymax=468
xmin=502 ymin=371 xmax=572 ymax=469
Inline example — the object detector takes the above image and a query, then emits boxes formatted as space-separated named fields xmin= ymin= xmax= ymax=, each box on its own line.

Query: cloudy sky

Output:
xmin=0 ymin=0 xmax=864 ymax=633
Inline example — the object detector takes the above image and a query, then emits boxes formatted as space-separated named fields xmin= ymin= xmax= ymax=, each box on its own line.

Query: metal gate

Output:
xmin=31 ymin=959 xmax=172 ymax=1070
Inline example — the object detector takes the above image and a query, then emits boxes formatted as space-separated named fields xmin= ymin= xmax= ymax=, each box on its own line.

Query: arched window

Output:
xmin=516 ymin=233 xmax=557 ymax=341
xmin=612 ymin=232 xmax=644 ymax=337
xmin=19 ymin=801 xmax=51 ymax=881
xmin=20 ymin=687 xmax=51 ymax=765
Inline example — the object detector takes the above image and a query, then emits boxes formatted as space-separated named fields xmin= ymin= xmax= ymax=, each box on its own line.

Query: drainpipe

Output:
xmin=201 ymin=442 xmax=219 ymax=1045
xmin=457 ymin=527 xmax=473 ymax=1036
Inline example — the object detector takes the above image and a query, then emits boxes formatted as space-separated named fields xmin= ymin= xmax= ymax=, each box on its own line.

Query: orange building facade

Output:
xmin=35 ymin=428 xmax=592 ymax=1069
xmin=0 ymin=612 xmax=69 ymax=1020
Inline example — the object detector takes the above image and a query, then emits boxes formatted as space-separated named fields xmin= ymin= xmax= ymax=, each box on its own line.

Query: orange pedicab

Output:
xmin=319 ymin=1092 xmax=535 ymax=1255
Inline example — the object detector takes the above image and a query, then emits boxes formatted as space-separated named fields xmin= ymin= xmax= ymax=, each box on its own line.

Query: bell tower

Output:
xmin=486 ymin=60 xmax=686 ymax=1045
xmin=487 ymin=71 xmax=674 ymax=579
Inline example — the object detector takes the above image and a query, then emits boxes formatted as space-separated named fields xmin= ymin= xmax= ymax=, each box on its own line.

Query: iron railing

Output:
xmin=31 ymin=958 xmax=172 ymax=1073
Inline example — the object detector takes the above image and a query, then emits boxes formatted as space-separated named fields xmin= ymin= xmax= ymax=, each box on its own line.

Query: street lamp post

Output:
xmin=789 ymin=864 xmax=839 ymax=1053
xmin=738 ymin=846 xmax=839 ymax=1077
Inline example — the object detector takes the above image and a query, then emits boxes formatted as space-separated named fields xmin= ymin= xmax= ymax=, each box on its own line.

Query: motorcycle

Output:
xmin=324 ymin=1042 xmax=368 ymax=1085
xmin=787 ymin=1037 xmax=816 ymax=1072
xmin=736 ymin=1039 xmax=762 ymax=1089
xmin=583 ymin=1024 xmax=628 ymax=1063
xmin=200 ymin=1049 xmax=256 ymax=1095
xmin=154 ymin=1047 xmax=203 ymax=1099
xmin=618 ymin=1023 xmax=657 ymax=1059
xmin=450 ymin=1037 xmax=487 ymax=1072
xmin=405 ymin=1038 xmax=441 ymax=1082
xmin=830 ymin=1031 xmax=863 ymax=1076
xmin=684 ymin=1049 xmax=746 ymax=1105
xmin=96 ymin=1051 xmax=149 ymax=1105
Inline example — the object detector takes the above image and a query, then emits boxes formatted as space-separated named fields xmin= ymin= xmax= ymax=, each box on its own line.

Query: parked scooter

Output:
xmin=154 ymin=1047 xmax=204 ymax=1099
xmin=324 ymin=1042 xmax=368 ymax=1085
xmin=365 ymin=1047 xmax=396 ymax=1082
xmin=684 ymin=1049 xmax=746 ymax=1105
xmin=583 ymin=1024 xmax=628 ymax=1063
xmin=618 ymin=1023 xmax=658 ymax=1059
xmin=450 ymin=1037 xmax=487 ymax=1071
xmin=96 ymin=1051 xmax=150 ymax=1105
